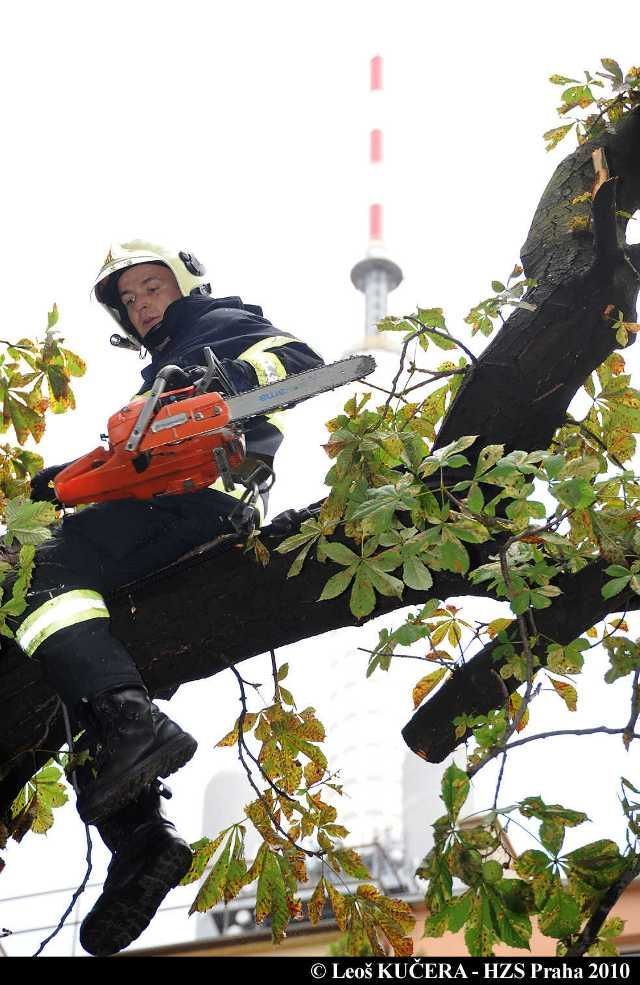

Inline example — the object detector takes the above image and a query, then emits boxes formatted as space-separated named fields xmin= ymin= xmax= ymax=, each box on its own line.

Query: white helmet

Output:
xmin=93 ymin=240 xmax=211 ymax=349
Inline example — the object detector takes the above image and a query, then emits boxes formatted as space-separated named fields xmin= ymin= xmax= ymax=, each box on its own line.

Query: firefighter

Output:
xmin=20 ymin=241 xmax=324 ymax=955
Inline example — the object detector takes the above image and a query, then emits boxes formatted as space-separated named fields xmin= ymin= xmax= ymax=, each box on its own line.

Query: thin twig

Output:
xmin=224 ymin=656 xmax=295 ymax=805
xmin=467 ymin=546 xmax=538 ymax=779
xmin=357 ymin=646 xmax=453 ymax=668
xmin=403 ymin=315 xmax=479 ymax=367
xmin=402 ymin=368 xmax=467 ymax=396
xmin=470 ymin=726 xmax=639 ymax=778
xmin=33 ymin=705 xmax=92 ymax=958
xmin=490 ymin=671 xmax=512 ymax=809
xmin=623 ymin=669 xmax=640 ymax=748
xmin=383 ymin=327 xmax=429 ymax=416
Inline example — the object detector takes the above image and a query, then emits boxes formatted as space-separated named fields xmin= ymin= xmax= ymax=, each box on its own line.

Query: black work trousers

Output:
xmin=11 ymin=490 xmax=254 ymax=707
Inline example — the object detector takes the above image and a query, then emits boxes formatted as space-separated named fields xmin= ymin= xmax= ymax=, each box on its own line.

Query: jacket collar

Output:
xmin=143 ymin=295 xmax=247 ymax=353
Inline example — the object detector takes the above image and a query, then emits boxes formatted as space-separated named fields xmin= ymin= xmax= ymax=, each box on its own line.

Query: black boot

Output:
xmin=75 ymin=686 xmax=197 ymax=825
xmin=80 ymin=781 xmax=193 ymax=956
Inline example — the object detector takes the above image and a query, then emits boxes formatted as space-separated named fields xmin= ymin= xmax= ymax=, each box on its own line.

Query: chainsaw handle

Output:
xmin=126 ymin=366 xmax=187 ymax=453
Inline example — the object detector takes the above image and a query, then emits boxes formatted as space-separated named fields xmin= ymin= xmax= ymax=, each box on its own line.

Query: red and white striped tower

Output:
xmin=350 ymin=54 xmax=403 ymax=341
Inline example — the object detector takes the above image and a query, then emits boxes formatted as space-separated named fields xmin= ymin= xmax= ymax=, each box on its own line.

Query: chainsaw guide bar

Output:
xmin=54 ymin=353 xmax=376 ymax=506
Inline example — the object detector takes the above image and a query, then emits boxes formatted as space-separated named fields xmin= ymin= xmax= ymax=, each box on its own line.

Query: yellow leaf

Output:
xmin=215 ymin=712 xmax=258 ymax=748
xmin=609 ymin=353 xmax=626 ymax=375
xmin=508 ymin=692 xmax=530 ymax=732
xmin=586 ymin=626 xmax=598 ymax=639
xmin=215 ymin=724 xmax=239 ymax=748
xmin=548 ymin=676 xmax=578 ymax=712
xmin=570 ymin=192 xmax=591 ymax=205
xmin=487 ymin=617 xmax=514 ymax=639
xmin=356 ymin=883 xmax=381 ymax=900
xmin=325 ymin=881 xmax=348 ymax=931
xmin=430 ymin=623 xmax=449 ymax=646
xmin=608 ymin=618 xmax=629 ymax=631
xmin=607 ymin=428 xmax=636 ymax=462
xmin=412 ymin=667 xmax=449 ymax=708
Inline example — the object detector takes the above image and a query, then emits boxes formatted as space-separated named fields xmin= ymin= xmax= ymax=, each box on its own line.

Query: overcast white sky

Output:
xmin=1 ymin=0 xmax=640 ymax=957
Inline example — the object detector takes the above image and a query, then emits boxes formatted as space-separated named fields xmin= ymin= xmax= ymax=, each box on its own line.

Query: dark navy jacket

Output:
xmin=137 ymin=293 xmax=324 ymax=467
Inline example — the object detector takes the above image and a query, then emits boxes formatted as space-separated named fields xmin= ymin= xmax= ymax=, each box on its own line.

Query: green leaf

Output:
xmin=491 ymin=281 xmax=505 ymax=293
xmin=255 ymin=849 xmax=288 ymax=943
xmin=441 ymin=763 xmax=470 ymax=821
xmin=350 ymin=565 xmax=376 ymax=618
xmin=446 ymin=891 xmax=474 ymax=933
xmin=540 ymin=819 xmax=565 ymax=856
xmin=319 ymin=565 xmax=357 ymax=601
xmin=322 ymin=541 xmax=360 ymax=566
xmin=4 ymin=497 xmax=56 ymax=547
xmin=602 ymin=576 xmax=631 ymax=599
xmin=538 ymin=890 xmax=581 ymax=939
xmin=605 ymin=564 xmax=632 ymax=578
xmin=546 ymin=639 xmax=588 ymax=675
xmin=561 ymin=84 xmax=594 ymax=109
xmin=366 ymin=564 xmax=404 ymax=599
xmin=553 ymin=478 xmax=596 ymax=509
xmin=515 ymin=850 xmax=552 ymax=879
xmin=189 ymin=833 xmax=233 ymax=913
xmin=601 ymin=58 xmax=623 ymax=83
xmin=450 ymin=518 xmax=490 ymax=544
xmin=182 ymin=831 xmax=229 ymax=885
xmin=439 ymin=537 xmax=470 ymax=574
xmin=519 ymin=798 xmax=587 ymax=827
xmin=465 ymin=891 xmax=495 ymax=957
xmin=563 ymin=840 xmax=626 ymax=891
xmin=467 ymin=483 xmax=485 ymax=512
xmin=60 ymin=347 xmax=86 ymax=378
xmin=417 ymin=307 xmax=446 ymax=329
xmin=47 ymin=304 xmax=59 ymax=329
xmin=402 ymin=556 xmax=433 ymax=592
xmin=286 ymin=538 xmax=315 ymax=578
xmin=274 ymin=522 xmax=321 ymax=555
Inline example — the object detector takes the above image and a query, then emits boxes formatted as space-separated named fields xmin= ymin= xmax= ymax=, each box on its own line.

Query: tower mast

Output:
xmin=350 ymin=55 xmax=403 ymax=342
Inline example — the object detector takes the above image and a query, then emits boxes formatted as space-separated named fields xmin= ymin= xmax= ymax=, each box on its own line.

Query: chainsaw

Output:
xmin=54 ymin=349 xmax=376 ymax=506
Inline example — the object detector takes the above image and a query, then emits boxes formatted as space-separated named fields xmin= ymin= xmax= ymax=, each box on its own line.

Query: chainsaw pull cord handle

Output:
xmin=125 ymin=365 xmax=185 ymax=453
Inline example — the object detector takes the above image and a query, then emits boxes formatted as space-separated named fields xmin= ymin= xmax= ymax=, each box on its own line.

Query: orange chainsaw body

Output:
xmin=54 ymin=388 xmax=245 ymax=506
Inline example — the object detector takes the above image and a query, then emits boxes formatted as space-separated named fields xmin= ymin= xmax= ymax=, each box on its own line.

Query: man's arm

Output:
xmin=140 ymin=324 xmax=324 ymax=398
xmin=216 ymin=337 xmax=324 ymax=394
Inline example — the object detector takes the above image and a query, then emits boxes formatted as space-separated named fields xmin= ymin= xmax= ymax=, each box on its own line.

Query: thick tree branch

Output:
xmin=401 ymin=561 xmax=640 ymax=762
xmin=3 ymin=111 xmax=640 ymax=821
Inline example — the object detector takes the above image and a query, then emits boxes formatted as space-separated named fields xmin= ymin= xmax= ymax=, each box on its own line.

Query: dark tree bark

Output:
xmin=2 ymin=110 xmax=640 ymax=820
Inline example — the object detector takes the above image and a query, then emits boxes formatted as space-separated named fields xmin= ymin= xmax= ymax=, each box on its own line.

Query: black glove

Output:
xmin=160 ymin=365 xmax=205 ymax=390
xmin=267 ymin=507 xmax=315 ymax=537
xmin=30 ymin=464 xmax=69 ymax=504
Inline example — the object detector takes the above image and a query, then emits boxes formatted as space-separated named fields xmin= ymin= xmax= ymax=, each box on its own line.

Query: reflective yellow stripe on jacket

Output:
xmin=236 ymin=335 xmax=292 ymax=385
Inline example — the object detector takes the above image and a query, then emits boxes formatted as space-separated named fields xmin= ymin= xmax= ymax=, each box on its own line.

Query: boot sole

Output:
xmin=77 ymin=733 xmax=198 ymax=825
xmin=80 ymin=839 xmax=193 ymax=956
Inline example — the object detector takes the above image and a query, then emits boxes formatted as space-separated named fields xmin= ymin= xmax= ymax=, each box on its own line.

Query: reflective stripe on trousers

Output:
xmin=16 ymin=589 xmax=109 ymax=658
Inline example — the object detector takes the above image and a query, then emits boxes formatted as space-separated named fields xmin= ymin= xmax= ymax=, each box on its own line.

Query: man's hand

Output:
xmin=160 ymin=366 xmax=206 ymax=391
xmin=267 ymin=507 xmax=315 ymax=537
xmin=30 ymin=464 xmax=68 ymax=504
